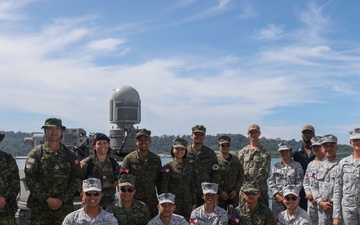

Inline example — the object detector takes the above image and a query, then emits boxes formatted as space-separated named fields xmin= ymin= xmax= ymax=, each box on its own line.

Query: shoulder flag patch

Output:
xmin=161 ymin=167 xmax=169 ymax=173
xmin=120 ymin=167 xmax=129 ymax=173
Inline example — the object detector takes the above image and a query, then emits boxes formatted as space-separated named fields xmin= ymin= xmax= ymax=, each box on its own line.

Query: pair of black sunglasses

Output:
xmin=221 ymin=144 xmax=230 ymax=147
xmin=285 ymin=196 xmax=297 ymax=201
xmin=244 ymin=191 xmax=259 ymax=196
xmin=85 ymin=191 xmax=100 ymax=197
xmin=120 ymin=187 xmax=135 ymax=193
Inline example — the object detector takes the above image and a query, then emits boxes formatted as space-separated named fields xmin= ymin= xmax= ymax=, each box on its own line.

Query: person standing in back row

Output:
xmin=186 ymin=125 xmax=221 ymax=207
xmin=238 ymin=124 xmax=271 ymax=207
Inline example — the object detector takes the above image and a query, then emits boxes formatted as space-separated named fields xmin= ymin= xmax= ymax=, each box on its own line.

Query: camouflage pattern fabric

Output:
xmin=229 ymin=202 xmax=276 ymax=225
xmin=161 ymin=159 xmax=196 ymax=220
xmin=0 ymin=150 xmax=20 ymax=225
xmin=80 ymin=156 xmax=120 ymax=208
xmin=238 ymin=144 xmax=271 ymax=206
xmin=147 ymin=213 xmax=189 ymax=225
xmin=25 ymin=143 xmax=81 ymax=225
xmin=105 ymin=198 xmax=151 ymax=225
xmin=277 ymin=207 xmax=312 ymax=225
xmin=121 ymin=150 xmax=162 ymax=218
xmin=268 ymin=160 xmax=304 ymax=219
xmin=187 ymin=145 xmax=221 ymax=207
xmin=217 ymin=154 xmax=243 ymax=210
xmin=333 ymin=154 xmax=360 ymax=225
xmin=62 ymin=207 xmax=118 ymax=225
xmin=190 ymin=205 xmax=228 ymax=225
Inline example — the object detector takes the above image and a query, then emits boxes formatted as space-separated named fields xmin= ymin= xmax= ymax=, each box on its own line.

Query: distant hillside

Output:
xmin=0 ymin=131 xmax=353 ymax=157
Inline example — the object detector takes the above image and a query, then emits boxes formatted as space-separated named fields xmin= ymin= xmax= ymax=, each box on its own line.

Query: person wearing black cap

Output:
xmin=80 ymin=132 xmax=120 ymax=208
xmin=25 ymin=118 xmax=81 ymax=225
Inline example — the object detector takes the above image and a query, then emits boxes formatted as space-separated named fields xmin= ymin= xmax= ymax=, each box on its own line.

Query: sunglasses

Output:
xmin=221 ymin=144 xmax=230 ymax=148
xmin=285 ymin=196 xmax=297 ymax=201
xmin=120 ymin=187 xmax=135 ymax=193
xmin=85 ymin=191 xmax=100 ymax=197
xmin=204 ymin=193 xmax=216 ymax=198
xmin=244 ymin=191 xmax=259 ymax=196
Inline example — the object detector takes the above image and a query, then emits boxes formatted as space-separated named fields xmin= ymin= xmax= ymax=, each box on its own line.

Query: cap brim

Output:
xmin=159 ymin=200 xmax=175 ymax=205
xmin=219 ymin=141 xmax=230 ymax=144
xmin=42 ymin=125 xmax=66 ymax=130
xmin=203 ymin=190 xmax=217 ymax=195
xmin=242 ymin=188 xmax=259 ymax=192
xmin=173 ymin=144 xmax=186 ymax=148
xmin=310 ymin=143 xmax=321 ymax=147
xmin=284 ymin=192 xmax=298 ymax=197
xmin=119 ymin=182 xmax=134 ymax=187
xmin=83 ymin=187 xmax=102 ymax=192
xmin=277 ymin=148 xmax=291 ymax=151
xmin=193 ymin=130 xmax=205 ymax=133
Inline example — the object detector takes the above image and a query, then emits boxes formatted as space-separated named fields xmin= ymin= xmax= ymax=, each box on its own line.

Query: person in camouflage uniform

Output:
xmin=333 ymin=128 xmax=360 ymax=225
xmin=187 ymin=125 xmax=221 ymax=207
xmin=217 ymin=135 xmax=243 ymax=211
xmin=0 ymin=132 xmax=20 ymax=225
xmin=120 ymin=128 xmax=162 ymax=218
xmin=80 ymin=132 xmax=120 ymax=208
xmin=161 ymin=137 xmax=196 ymax=221
xmin=229 ymin=182 xmax=276 ymax=225
xmin=106 ymin=174 xmax=151 ymax=225
xmin=25 ymin=118 xmax=81 ymax=225
xmin=238 ymin=124 xmax=271 ymax=207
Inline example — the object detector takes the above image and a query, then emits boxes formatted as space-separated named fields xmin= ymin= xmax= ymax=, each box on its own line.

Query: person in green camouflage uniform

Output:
xmin=80 ymin=132 xmax=120 ymax=208
xmin=0 ymin=132 xmax=20 ymax=225
xmin=238 ymin=124 xmax=271 ymax=207
xmin=229 ymin=183 xmax=276 ymax=225
xmin=120 ymin=128 xmax=162 ymax=218
xmin=106 ymin=174 xmax=151 ymax=225
xmin=217 ymin=135 xmax=243 ymax=211
xmin=187 ymin=124 xmax=221 ymax=207
xmin=161 ymin=137 xmax=196 ymax=220
xmin=25 ymin=118 xmax=81 ymax=225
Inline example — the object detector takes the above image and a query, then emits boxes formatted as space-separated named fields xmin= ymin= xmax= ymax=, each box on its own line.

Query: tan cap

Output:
xmin=248 ymin=124 xmax=260 ymax=133
xmin=302 ymin=125 xmax=315 ymax=133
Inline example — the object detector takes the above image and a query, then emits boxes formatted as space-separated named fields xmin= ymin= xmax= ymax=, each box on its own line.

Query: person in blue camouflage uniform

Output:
xmin=121 ymin=128 xmax=162 ymax=218
xmin=303 ymin=136 xmax=324 ymax=225
xmin=0 ymin=132 xmax=20 ymax=225
xmin=80 ymin=132 xmax=120 ymax=208
xmin=238 ymin=124 xmax=271 ymax=207
xmin=106 ymin=174 xmax=151 ymax=225
xmin=217 ymin=135 xmax=243 ymax=211
xmin=25 ymin=118 xmax=81 ymax=225
xmin=187 ymin=125 xmax=221 ymax=207
xmin=148 ymin=193 xmax=189 ymax=225
xmin=229 ymin=182 xmax=276 ymax=225
xmin=269 ymin=141 xmax=304 ymax=220
xmin=333 ymin=128 xmax=360 ymax=225
xmin=161 ymin=137 xmax=196 ymax=221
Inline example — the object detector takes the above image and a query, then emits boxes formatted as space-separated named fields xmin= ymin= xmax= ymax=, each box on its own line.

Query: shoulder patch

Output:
xmin=212 ymin=164 xmax=219 ymax=170
xmin=27 ymin=158 xmax=35 ymax=164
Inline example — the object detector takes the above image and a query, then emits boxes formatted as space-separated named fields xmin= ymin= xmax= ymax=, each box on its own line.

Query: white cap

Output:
xmin=201 ymin=182 xmax=218 ymax=194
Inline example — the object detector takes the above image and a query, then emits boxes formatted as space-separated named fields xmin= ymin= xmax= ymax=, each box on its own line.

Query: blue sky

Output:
xmin=1 ymin=0 xmax=360 ymax=144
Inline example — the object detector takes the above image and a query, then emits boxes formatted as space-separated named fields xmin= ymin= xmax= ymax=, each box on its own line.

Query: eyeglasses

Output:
xmin=194 ymin=133 xmax=205 ymax=136
xmin=243 ymin=191 xmax=259 ymax=196
xmin=204 ymin=193 xmax=216 ymax=198
xmin=120 ymin=187 xmax=135 ymax=193
xmin=85 ymin=191 xmax=100 ymax=197
xmin=221 ymin=144 xmax=230 ymax=148
xmin=285 ymin=196 xmax=297 ymax=201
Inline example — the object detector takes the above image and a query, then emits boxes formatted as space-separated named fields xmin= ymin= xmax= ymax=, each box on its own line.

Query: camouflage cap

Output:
xmin=218 ymin=135 xmax=231 ymax=145
xmin=321 ymin=134 xmax=338 ymax=144
xmin=277 ymin=141 xmax=291 ymax=151
xmin=158 ymin=193 xmax=175 ymax=205
xmin=349 ymin=128 xmax=360 ymax=140
xmin=93 ymin=132 xmax=110 ymax=142
xmin=192 ymin=124 xmax=206 ymax=133
xmin=136 ymin=128 xmax=151 ymax=138
xmin=83 ymin=178 xmax=102 ymax=192
xmin=172 ymin=138 xmax=188 ymax=148
xmin=201 ymin=182 xmax=218 ymax=194
xmin=0 ymin=132 xmax=4 ymax=142
xmin=118 ymin=174 xmax=136 ymax=187
xmin=41 ymin=118 xmax=66 ymax=130
xmin=310 ymin=136 xmax=322 ymax=147
xmin=248 ymin=124 xmax=260 ymax=133
xmin=302 ymin=124 xmax=315 ymax=133
xmin=283 ymin=185 xmax=299 ymax=197
xmin=241 ymin=182 xmax=259 ymax=192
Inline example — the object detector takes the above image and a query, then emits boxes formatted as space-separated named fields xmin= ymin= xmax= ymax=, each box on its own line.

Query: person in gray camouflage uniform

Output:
xmin=303 ymin=136 xmax=324 ymax=225
xmin=25 ymin=118 xmax=81 ymax=225
xmin=229 ymin=182 xmax=276 ymax=225
xmin=190 ymin=182 xmax=228 ymax=225
xmin=238 ymin=124 xmax=271 ymax=207
xmin=147 ymin=193 xmax=189 ymax=225
xmin=217 ymin=135 xmax=243 ymax=211
xmin=333 ymin=128 xmax=360 ymax=225
xmin=277 ymin=185 xmax=312 ymax=225
xmin=106 ymin=174 xmax=151 ymax=225
xmin=311 ymin=134 xmax=340 ymax=225
xmin=161 ymin=138 xmax=196 ymax=221
xmin=0 ymin=132 xmax=20 ymax=225
xmin=121 ymin=128 xmax=162 ymax=218
xmin=187 ymin=125 xmax=221 ymax=207
xmin=269 ymin=141 xmax=304 ymax=220
xmin=80 ymin=132 xmax=120 ymax=208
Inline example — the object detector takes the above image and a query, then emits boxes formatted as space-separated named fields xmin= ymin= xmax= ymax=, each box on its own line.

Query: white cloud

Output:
xmin=255 ymin=24 xmax=284 ymax=40
xmin=87 ymin=38 xmax=125 ymax=52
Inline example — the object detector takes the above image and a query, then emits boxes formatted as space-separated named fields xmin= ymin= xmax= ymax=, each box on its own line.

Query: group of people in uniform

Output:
xmin=1 ymin=118 xmax=360 ymax=225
